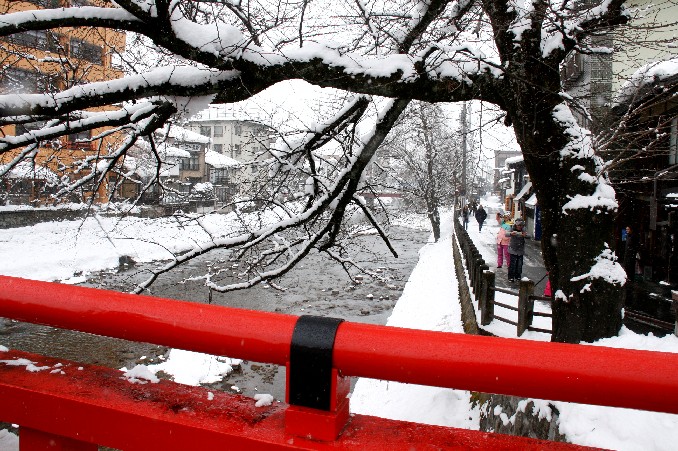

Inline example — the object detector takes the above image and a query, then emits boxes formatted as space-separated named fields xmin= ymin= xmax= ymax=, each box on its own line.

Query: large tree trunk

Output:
xmin=507 ymin=76 xmax=625 ymax=343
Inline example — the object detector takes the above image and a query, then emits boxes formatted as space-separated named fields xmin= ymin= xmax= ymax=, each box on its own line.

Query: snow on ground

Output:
xmin=350 ymin=212 xmax=481 ymax=430
xmin=0 ymin=430 xmax=18 ymax=450
xmin=3 ymin=202 xmax=678 ymax=449
xmin=462 ymin=195 xmax=678 ymax=450
xmin=0 ymin=213 xmax=235 ymax=282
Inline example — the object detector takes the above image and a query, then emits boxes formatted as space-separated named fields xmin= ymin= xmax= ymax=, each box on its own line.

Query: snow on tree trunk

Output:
xmin=515 ymin=100 xmax=625 ymax=343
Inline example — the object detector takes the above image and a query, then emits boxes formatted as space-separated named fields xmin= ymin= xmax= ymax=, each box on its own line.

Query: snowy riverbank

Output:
xmin=2 ymin=208 xmax=678 ymax=449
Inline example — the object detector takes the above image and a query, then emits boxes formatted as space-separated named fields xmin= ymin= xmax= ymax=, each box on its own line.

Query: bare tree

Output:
xmin=373 ymin=101 xmax=460 ymax=241
xmin=0 ymin=0 xmax=652 ymax=342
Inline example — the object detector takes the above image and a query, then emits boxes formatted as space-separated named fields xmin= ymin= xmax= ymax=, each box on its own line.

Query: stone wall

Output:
xmin=452 ymin=231 xmax=479 ymax=335
xmin=477 ymin=394 xmax=566 ymax=442
xmin=0 ymin=209 xmax=88 ymax=229
xmin=452 ymin=222 xmax=567 ymax=444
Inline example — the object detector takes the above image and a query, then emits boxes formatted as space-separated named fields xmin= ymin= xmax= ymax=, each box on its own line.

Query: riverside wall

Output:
xmin=452 ymin=224 xmax=567 ymax=443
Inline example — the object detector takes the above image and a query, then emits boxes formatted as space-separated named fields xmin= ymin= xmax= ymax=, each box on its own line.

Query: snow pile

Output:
xmin=350 ymin=212 xmax=480 ymax=429
xmin=121 ymin=364 xmax=160 ymax=384
xmin=254 ymin=394 xmax=274 ymax=407
xmin=146 ymin=349 xmax=241 ymax=386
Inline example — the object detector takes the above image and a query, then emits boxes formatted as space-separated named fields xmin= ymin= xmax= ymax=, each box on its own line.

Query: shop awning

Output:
xmin=514 ymin=182 xmax=532 ymax=201
xmin=525 ymin=193 xmax=537 ymax=207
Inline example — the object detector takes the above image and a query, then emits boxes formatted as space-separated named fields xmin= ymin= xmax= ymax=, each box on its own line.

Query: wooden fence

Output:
xmin=454 ymin=211 xmax=553 ymax=337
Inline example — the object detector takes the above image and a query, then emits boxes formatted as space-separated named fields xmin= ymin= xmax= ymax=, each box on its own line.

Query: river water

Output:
xmin=1 ymin=226 xmax=430 ymax=401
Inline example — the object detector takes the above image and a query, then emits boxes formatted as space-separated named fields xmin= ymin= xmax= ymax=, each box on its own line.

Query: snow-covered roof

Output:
xmin=157 ymin=125 xmax=210 ymax=144
xmin=205 ymin=150 xmax=240 ymax=168
xmin=190 ymin=106 xmax=268 ymax=123
xmin=1 ymin=162 xmax=59 ymax=183
xmin=525 ymin=193 xmax=538 ymax=207
xmin=505 ymin=155 xmax=524 ymax=166
xmin=515 ymin=182 xmax=532 ymax=201
xmin=159 ymin=144 xmax=191 ymax=159
xmin=615 ymin=56 xmax=678 ymax=107
xmin=497 ymin=177 xmax=509 ymax=184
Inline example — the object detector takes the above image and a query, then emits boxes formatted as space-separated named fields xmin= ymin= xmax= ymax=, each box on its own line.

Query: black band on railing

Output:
xmin=289 ymin=315 xmax=344 ymax=410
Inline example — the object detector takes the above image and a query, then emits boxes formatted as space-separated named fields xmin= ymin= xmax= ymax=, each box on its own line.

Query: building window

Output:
xmin=213 ymin=144 xmax=223 ymax=153
xmin=25 ymin=0 xmax=61 ymax=8
xmin=181 ymin=154 xmax=200 ymax=171
xmin=213 ymin=126 xmax=223 ymax=137
xmin=0 ymin=68 xmax=59 ymax=94
xmin=200 ymin=126 xmax=211 ymax=137
xmin=14 ymin=120 xmax=46 ymax=137
xmin=211 ymin=168 xmax=229 ymax=185
xmin=65 ymin=129 xmax=92 ymax=149
xmin=234 ymin=125 xmax=242 ymax=136
xmin=70 ymin=38 xmax=103 ymax=65
xmin=233 ymin=144 xmax=241 ymax=156
xmin=2 ymin=30 xmax=62 ymax=53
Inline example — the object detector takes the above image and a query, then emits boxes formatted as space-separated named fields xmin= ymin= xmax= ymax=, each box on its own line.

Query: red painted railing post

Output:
xmin=284 ymin=367 xmax=351 ymax=441
xmin=284 ymin=316 xmax=351 ymax=441
xmin=20 ymin=428 xmax=96 ymax=451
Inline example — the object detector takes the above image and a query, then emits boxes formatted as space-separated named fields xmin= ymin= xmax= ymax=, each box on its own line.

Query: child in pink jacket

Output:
xmin=496 ymin=217 xmax=511 ymax=268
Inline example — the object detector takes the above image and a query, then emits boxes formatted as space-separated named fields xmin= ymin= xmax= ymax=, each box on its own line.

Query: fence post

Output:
xmin=472 ymin=257 xmax=483 ymax=293
xmin=481 ymin=270 xmax=495 ymax=326
xmin=517 ymin=279 xmax=535 ymax=336
xmin=475 ymin=263 xmax=488 ymax=296
xmin=470 ymin=248 xmax=479 ymax=278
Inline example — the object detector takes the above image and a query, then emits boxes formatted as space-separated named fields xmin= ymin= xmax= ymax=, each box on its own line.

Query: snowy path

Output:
xmin=350 ymin=213 xmax=480 ymax=429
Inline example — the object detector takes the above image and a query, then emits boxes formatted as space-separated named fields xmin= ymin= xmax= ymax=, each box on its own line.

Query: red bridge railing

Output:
xmin=1 ymin=275 xmax=678 ymax=449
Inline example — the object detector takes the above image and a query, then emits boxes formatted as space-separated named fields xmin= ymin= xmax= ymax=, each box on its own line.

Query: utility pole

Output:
xmin=460 ymin=102 xmax=468 ymax=206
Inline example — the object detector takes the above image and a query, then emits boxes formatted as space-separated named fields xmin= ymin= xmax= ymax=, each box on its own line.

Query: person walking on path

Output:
xmin=475 ymin=204 xmax=487 ymax=232
xmin=496 ymin=217 xmax=511 ymax=268
xmin=507 ymin=218 xmax=527 ymax=283
xmin=623 ymin=225 xmax=639 ymax=279
xmin=461 ymin=206 xmax=470 ymax=230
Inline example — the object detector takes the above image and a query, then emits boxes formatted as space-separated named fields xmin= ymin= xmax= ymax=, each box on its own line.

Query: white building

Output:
xmin=187 ymin=108 xmax=277 ymax=195
xmin=562 ymin=0 xmax=678 ymax=132
xmin=204 ymin=150 xmax=240 ymax=202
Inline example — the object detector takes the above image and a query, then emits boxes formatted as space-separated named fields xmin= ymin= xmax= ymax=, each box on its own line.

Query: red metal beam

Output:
xmin=0 ymin=349 xmax=599 ymax=450
xmin=0 ymin=275 xmax=297 ymax=365
xmin=2 ymin=275 xmax=678 ymax=415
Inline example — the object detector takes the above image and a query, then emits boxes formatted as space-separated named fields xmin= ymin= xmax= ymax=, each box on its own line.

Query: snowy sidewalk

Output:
xmin=350 ymin=212 xmax=480 ymax=429
xmin=352 ymin=202 xmax=678 ymax=451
